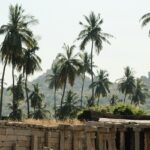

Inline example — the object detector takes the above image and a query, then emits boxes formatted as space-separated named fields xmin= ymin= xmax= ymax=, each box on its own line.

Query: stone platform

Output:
xmin=0 ymin=119 xmax=149 ymax=150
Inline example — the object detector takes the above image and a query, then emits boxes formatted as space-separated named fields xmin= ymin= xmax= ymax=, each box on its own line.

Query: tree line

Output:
xmin=0 ymin=4 xmax=149 ymax=120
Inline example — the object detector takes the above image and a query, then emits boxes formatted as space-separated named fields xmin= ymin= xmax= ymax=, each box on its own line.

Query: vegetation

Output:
xmin=78 ymin=12 xmax=113 ymax=105
xmin=0 ymin=4 xmax=149 ymax=121
xmin=56 ymin=90 xmax=80 ymax=119
xmin=79 ymin=52 xmax=92 ymax=107
xmin=55 ymin=44 xmax=81 ymax=110
xmin=118 ymin=66 xmax=136 ymax=103
xmin=7 ymin=75 xmax=24 ymax=120
xmin=89 ymin=70 xmax=111 ymax=105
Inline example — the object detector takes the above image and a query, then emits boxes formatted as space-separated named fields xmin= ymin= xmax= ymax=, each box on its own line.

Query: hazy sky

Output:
xmin=1 ymin=0 xmax=150 ymax=85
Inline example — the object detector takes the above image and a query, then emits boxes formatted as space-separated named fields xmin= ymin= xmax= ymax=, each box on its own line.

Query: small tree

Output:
xmin=46 ymin=62 xmax=62 ymax=118
xmin=56 ymin=90 xmax=80 ymax=119
xmin=131 ymin=79 xmax=149 ymax=106
xmin=118 ymin=66 xmax=136 ymax=102
xmin=7 ymin=74 xmax=24 ymax=120
xmin=89 ymin=70 xmax=111 ymax=105
xmin=29 ymin=84 xmax=50 ymax=119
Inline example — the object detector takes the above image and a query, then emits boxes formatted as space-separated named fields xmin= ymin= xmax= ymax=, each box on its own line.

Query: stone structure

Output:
xmin=0 ymin=119 xmax=149 ymax=149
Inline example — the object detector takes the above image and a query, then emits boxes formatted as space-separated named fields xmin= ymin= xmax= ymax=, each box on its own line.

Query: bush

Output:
xmin=112 ymin=103 xmax=146 ymax=116
xmin=77 ymin=103 xmax=147 ymax=121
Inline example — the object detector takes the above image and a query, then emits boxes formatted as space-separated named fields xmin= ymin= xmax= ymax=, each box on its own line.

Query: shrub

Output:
xmin=112 ymin=103 xmax=146 ymax=116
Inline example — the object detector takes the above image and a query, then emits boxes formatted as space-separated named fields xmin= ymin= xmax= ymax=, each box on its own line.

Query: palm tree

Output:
xmin=7 ymin=74 xmax=24 ymax=120
xmin=118 ymin=66 xmax=136 ymax=103
xmin=0 ymin=4 xmax=38 ymax=118
xmin=89 ymin=70 xmax=111 ymax=105
xmin=56 ymin=43 xmax=81 ymax=110
xmin=140 ymin=13 xmax=150 ymax=36
xmin=110 ymin=94 xmax=119 ymax=105
xmin=131 ymin=79 xmax=149 ymax=106
xmin=46 ymin=62 xmax=61 ymax=118
xmin=22 ymin=41 xmax=42 ymax=118
xmin=56 ymin=90 xmax=80 ymax=119
xmin=29 ymin=84 xmax=49 ymax=119
xmin=79 ymin=52 xmax=93 ymax=107
xmin=29 ymin=84 xmax=44 ymax=113
xmin=78 ymin=11 xmax=113 ymax=105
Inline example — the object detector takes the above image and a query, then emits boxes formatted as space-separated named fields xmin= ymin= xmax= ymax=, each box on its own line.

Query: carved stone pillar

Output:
xmin=59 ymin=125 xmax=73 ymax=150
xmin=144 ymin=130 xmax=150 ymax=150
xmin=133 ymin=128 xmax=141 ymax=150
xmin=73 ymin=126 xmax=85 ymax=150
xmin=97 ymin=127 xmax=106 ymax=150
xmin=31 ymin=135 xmax=38 ymax=150
xmin=97 ymin=127 xmax=114 ymax=150
xmin=119 ymin=128 xmax=126 ymax=150
xmin=107 ymin=128 xmax=116 ymax=150
xmin=85 ymin=126 xmax=96 ymax=150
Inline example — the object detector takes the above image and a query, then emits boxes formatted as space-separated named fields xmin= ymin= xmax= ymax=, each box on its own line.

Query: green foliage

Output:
xmin=112 ymin=103 xmax=146 ymax=116
xmin=56 ymin=90 xmax=81 ymax=119
xmin=55 ymin=43 xmax=82 ymax=109
xmin=89 ymin=70 xmax=111 ymax=105
xmin=118 ymin=66 xmax=136 ymax=102
xmin=78 ymin=11 xmax=113 ymax=105
xmin=77 ymin=103 xmax=146 ymax=120
xmin=9 ymin=109 xmax=23 ymax=120
xmin=31 ymin=108 xmax=51 ymax=119
xmin=7 ymin=74 xmax=25 ymax=120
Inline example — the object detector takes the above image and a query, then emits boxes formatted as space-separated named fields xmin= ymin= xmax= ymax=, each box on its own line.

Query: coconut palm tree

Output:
xmin=89 ymin=70 xmax=111 ymax=105
xmin=56 ymin=90 xmax=80 ymax=119
xmin=0 ymin=4 xmax=38 ymax=118
xmin=78 ymin=11 xmax=113 ymax=105
xmin=118 ymin=66 xmax=136 ymax=103
xmin=29 ymin=84 xmax=44 ymax=113
xmin=46 ymin=62 xmax=61 ymax=118
xmin=29 ymin=84 xmax=49 ymax=119
xmin=131 ymin=78 xmax=149 ymax=106
xmin=22 ymin=41 xmax=42 ymax=118
xmin=79 ymin=52 xmax=93 ymax=107
xmin=56 ymin=43 xmax=82 ymax=110
xmin=7 ymin=74 xmax=24 ymax=120
xmin=140 ymin=13 xmax=150 ymax=36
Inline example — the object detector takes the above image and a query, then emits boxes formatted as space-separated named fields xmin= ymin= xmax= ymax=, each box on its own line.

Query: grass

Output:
xmin=22 ymin=118 xmax=84 ymax=126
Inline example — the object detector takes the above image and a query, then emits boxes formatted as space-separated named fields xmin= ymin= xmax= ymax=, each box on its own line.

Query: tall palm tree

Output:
xmin=79 ymin=52 xmax=93 ymax=107
xmin=78 ymin=11 xmax=113 ymax=105
xmin=118 ymin=66 xmax=136 ymax=103
xmin=0 ymin=4 xmax=38 ymax=118
xmin=131 ymin=78 xmax=148 ymax=106
xmin=46 ymin=62 xmax=61 ymax=118
xmin=140 ymin=13 xmax=150 ymax=36
xmin=89 ymin=70 xmax=111 ymax=105
xmin=22 ymin=41 xmax=42 ymax=118
xmin=56 ymin=43 xmax=81 ymax=110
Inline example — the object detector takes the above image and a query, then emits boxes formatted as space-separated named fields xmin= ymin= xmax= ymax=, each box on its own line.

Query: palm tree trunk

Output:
xmin=80 ymin=73 xmax=85 ymax=108
xmin=0 ymin=61 xmax=7 ymax=119
xmin=25 ymin=74 xmax=30 ymax=118
xmin=97 ymin=96 xmax=100 ymax=105
xmin=124 ymin=93 xmax=127 ymax=103
xmin=12 ymin=64 xmax=15 ymax=114
xmin=60 ymin=78 xmax=67 ymax=110
xmin=90 ymin=40 xmax=94 ymax=105
xmin=54 ymin=87 xmax=56 ymax=118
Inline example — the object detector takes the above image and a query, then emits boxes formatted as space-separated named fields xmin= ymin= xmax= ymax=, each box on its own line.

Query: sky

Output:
xmin=1 ymin=0 xmax=150 ymax=85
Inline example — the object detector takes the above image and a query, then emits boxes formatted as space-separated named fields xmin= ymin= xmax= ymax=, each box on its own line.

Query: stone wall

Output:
xmin=0 ymin=119 xmax=150 ymax=150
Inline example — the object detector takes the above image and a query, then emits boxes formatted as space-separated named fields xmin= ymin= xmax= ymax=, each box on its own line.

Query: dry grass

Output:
xmin=22 ymin=119 xmax=85 ymax=126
